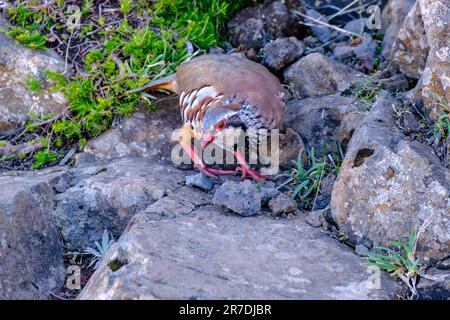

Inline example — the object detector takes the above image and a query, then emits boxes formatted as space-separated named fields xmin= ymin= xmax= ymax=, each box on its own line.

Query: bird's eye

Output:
xmin=215 ymin=120 xmax=227 ymax=131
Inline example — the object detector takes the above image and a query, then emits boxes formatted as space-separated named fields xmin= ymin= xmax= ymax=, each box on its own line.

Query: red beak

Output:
xmin=201 ymin=132 xmax=215 ymax=149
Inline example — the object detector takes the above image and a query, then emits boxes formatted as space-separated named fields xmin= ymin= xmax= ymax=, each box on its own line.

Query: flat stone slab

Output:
xmin=79 ymin=206 xmax=398 ymax=299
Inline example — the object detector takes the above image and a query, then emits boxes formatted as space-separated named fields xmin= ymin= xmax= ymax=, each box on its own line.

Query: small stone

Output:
xmin=320 ymin=174 xmax=336 ymax=196
xmin=344 ymin=18 xmax=367 ymax=34
xmin=228 ymin=18 xmax=265 ymax=50
xmin=228 ymin=1 xmax=303 ymax=50
xmin=402 ymin=111 xmax=421 ymax=131
xmin=268 ymin=193 xmax=297 ymax=214
xmin=54 ymin=177 xmax=69 ymax=193
xmin=185 ymin=173 xmax=214 ymax=191
xmin=213 ymin=180 xmax=262 ymax=216
xmin=263 ymin=37 xmax=304 ymax=70
xmin=305 ymin=210 xmax=324 ymax=228
xmin=333 ymin=44 xmax=354 ymax=60
xmin=306 ymin=9 xmax=332 ymax=43
xmin=416 ymin=268 xmax=450 ymax=300
xmin=352 ymin=35 xmax=378 ymax=70
xmin=284 ymin=94 xmax=368 ymax=156
xmin=283 ymin=53 xmax=366 ymax=98
xmin=260 ymin=186 xmax=281 ymax=206
xmin=379 ymin=74 xmax=409 ymax=92
xmin=355 ymin=244 xmax=370 ymax=256
xmin=303 ymin=36 xmax=320 ymax=48
xmin=208 ymin=47 xmax=225 ymax=55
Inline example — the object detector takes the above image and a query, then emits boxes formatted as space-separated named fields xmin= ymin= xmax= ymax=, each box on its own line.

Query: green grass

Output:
xmin=84 ymin=229 xmax=114 ymax=270
xmin=429 ymin=93 xmax=449 ymax=141
xmin=354 ymin=77 xmax=382 ymax=106
xmin=32 ymin=150 xmax=58 ymax=169
xmin=365 ymin=228 xmax=421 ymax=279
xmin=365 ymin=216 xmax=435 ymax=299
xmin=4 ymin=0 xmax=251 ymax=169
xmin=278 ymin=149 xmax=340 ymax=209
xmin=433 ymin=114 xmax=450 ymax=140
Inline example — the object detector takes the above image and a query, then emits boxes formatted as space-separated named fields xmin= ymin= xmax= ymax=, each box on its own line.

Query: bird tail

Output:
xmin=126 ymin=74 xmax=178 ymax=94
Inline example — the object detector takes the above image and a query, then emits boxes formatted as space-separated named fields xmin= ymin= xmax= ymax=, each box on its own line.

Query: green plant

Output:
xmin=32 ymin=150 xmax=58 ymax=169
xmin=84 ymin=229 xmax=114 ymax=270
xmin=354 ymin=77 xmax=382 ymax=106
xmin=278 ymin=149 xmax=339 ymax=209
xmin=24 ymin=75 xmax=42 ymax=93
xmin=120 ymin=0 xmax=134 ymax=16
xmin=365 ymin=216 xmax=434 ymax=299
xmin=7 ymin=26 xmax=47 ymax=50
xmin=433 ymin=114 xmax=450 ymax=140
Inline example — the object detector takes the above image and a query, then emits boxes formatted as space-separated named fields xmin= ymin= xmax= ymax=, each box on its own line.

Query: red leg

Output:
xmin=180 ymin=143 xmax=235 ymax=179
xmin=234 ymin=151 xmax=265 ymax=182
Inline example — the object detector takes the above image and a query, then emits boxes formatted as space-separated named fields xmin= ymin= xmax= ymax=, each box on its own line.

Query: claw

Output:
xmin=194 ymin=164 xmax=235 ymax=179
xmin=235 ymin=165 xmax=265 ymax=182
xmin=233 ymin=151 xmax=265 ymax=182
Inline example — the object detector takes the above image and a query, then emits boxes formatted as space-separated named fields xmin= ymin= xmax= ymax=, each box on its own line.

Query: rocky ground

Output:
xmin=0 ymin=0 xmax=449 ymax=300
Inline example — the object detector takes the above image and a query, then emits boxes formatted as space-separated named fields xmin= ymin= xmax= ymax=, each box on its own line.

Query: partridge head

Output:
xmin=129 ymin=54 xmax=286 ymax=181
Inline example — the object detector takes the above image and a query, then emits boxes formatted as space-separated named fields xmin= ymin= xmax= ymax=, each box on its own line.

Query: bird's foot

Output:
xmin=235 ymin=165 xmax=265 ymax=182
xmin=194 ymin=164 xmax=235 ymax=179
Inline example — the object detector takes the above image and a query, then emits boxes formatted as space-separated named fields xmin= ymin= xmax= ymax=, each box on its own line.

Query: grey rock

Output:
xmin=268 ymin=193 xmax=297 ymax=214
xmin=333 ymin=44 xmax=354 ymax=60
xmin=391 ymin=1 xmax=429 ymax=79
xmin=416 ymin=0 xmax=450 ymax=120
xmin=284 ymin=94 xmax=368 ymax=156
xmin=0 ymin=23 xmax=67 ymax=134
xmin=306 ymin=9 xmax=332 ymax=43
xmin=185 ymin=173 xmax=214 ymax=191
xmin=331 ymin=94 xmax=450 ymax=266
xmin=283 ymin=53 xmax=366 ymax=98
xmin=314 ymin=174 xmax=336 ymax=210
xmin=212 ymin=180 xmax=261 ymax=216
xmin=265 ymin=127 xmax=306 ymax=170
xmin=142 ymin=196 xmax=196 ymax=219
xmin=437 ymin=257 xmax=450 ymax=270
xmin=303 ymin=36 xmax=321 ymax=48
xmin=353 ymin=35 xmax=378 ymax=71
xmin=82 ymin=100 xmax=181 ymax=164
xmin=263 ymin=37 xmax=304 ymax=71
xmin=208 ymin=47 xmax=225 ymax=55
xmin=305 ymin=209 xmax=325 ymax=228
xmin=260 ymin=186 xmax=281 ymax=207
xmin=344 ymin=18 xmax=367 ymax=35
xmin=381 ymin=0 xmax=416 ymax=58
xmin=416 ymin=268 xmax=450 ymax=300
xmin=355 ymin=244 xmax=370 ymax=257
xmin=0 ymin=167 xmax=68 ymax=299
xmin=78 ymin=208 xmax=398 ymax=299
xmin=52 ymin=157 xmax=186 ymax=249
xmin=320 ymin=174 xmax=336 ymax=197
xmin=402 ymin=111 xmax=421 ymax=131
xmin=379 ymin=74 xmax=409 ymax=92
xmin=228 ymin=1 xmax=303 ymax=50
xmin=228 ymin=17 xmax=265 ymax=50
xmin=139 ymin=181 xmax=214 ymax=221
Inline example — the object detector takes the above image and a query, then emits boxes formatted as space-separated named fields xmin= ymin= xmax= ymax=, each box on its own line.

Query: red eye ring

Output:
xmin=215 ymin=119 xmax=227 ymax=131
